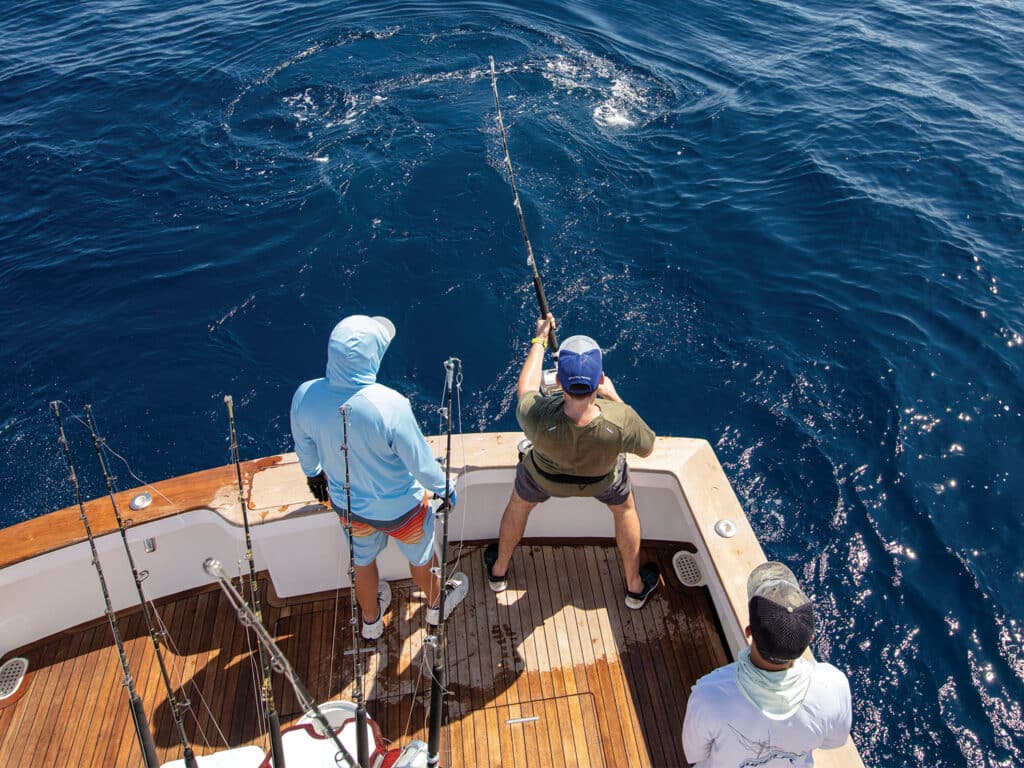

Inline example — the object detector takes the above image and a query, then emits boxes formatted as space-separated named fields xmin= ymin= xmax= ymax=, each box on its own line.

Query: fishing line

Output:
xmin=204 ymin=558 xmax=360 ymax=768
xmin=489 ymin=55 xmax=559 ymax=350
xmin=329 ymin=555 xmax=343 ymax=716
xmin=83 ymin=404 xmax=200 ymax=768
xmin=50 ymin=402 xmax=161 ymax=768
xmin=426 ymin=356 xmax=459 ymax=768
xmin=404 ymin=372 xmax=461 ymax=746
xmin=224 ymin=395 xmax=286 ymax=768
xmin=149 ymin=606 xmax=229 ymax=750
xmin=339 ymin=404 xmax=371 ymax=768
xmin=435 ymin=358 xmax=468 ymax=572
xmin=61 ymin=406 xmax=234 ymax=750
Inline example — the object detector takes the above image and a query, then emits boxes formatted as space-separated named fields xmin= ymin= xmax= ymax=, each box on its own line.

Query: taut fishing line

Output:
xmin=50 ymin=401 xmax=161 ymax=768
xmin=224 ymin=395 xmax=286 ymax=767
xmin=83 ymin=404 xmax=200 ymax=768
xmin=339 ymin=404 xmax=371 ymax=768
xmin=489 ymin=55 xmax=559 ymax=351
xmin=59 ymin=404 xmax=232 ymax=752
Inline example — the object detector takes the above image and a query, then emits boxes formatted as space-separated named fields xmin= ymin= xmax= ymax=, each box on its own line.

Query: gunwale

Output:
xmin=0 ymin=433 xmax=864 ymax=767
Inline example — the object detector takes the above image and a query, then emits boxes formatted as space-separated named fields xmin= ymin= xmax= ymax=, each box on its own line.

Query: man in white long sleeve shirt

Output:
xmin=682 ymin=562 xmax=852 ymax=767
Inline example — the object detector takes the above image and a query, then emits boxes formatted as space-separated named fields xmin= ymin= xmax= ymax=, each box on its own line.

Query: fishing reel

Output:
xmin=540 ymin=368 xmax=562 ymax=396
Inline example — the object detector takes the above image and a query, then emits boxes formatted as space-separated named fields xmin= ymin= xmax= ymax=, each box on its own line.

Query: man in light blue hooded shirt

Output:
xmin=290 ymin=314 xmax=466 ymax=640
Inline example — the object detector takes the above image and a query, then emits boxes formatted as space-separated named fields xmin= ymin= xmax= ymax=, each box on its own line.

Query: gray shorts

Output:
xmin=514 ymin=453 xmax=632 ymax=506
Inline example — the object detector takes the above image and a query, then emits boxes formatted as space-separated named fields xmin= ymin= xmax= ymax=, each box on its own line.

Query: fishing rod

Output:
xmin=489 ymin=55 xmax=559 ymax=350
xmin=224 ymin=395 xmax=286 ymax=768
xmin=339 ymin=404 xmax=370 ymax=768
xmin=82 ymin=405 xmax=199 ymax=768
xmin=203 ymin=558 xmax=360 ymax=768
xmin=50 ymin=402 xmax=161 ymax=768
xmin=426 ymin=357 xmax=459 ymax=768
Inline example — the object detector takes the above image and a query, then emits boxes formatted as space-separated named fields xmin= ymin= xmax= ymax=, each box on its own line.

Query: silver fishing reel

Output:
xmin=540 ymin=368 xmax=562 ymax=396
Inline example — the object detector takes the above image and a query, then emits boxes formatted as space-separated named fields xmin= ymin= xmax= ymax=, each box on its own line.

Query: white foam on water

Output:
xmin=223 ymin=27 xmax=401 ymax=132
xmin=538 ymin=48 xmax=653 ymax=130
xmin=593 ymin=102 xmax=636 ymax=128
xmin=594 ymin=77 xmax=647 ymax=128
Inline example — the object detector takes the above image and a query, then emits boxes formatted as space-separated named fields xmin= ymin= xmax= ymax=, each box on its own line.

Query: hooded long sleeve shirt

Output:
xmin=290 ymin=315 xmax=446 ymax=521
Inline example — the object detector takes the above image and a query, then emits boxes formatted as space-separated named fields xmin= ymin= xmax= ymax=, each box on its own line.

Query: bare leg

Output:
xmin=608 ymin=491 xmax=643 ymax=594
xmin=354 ymin=561 xmax=382 ymax=623
xmin=410 ymin=556 xmax=441 ymax=608
xmin=491 ymin=490 xmax=538 ymax=578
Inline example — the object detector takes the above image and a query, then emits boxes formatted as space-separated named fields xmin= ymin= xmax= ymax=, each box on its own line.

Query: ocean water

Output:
xmin=1 ymin=0 xmax=1022 ymax=764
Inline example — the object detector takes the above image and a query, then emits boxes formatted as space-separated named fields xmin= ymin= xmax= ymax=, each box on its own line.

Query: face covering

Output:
xmin=734 ymin=647 xmax=813 ymax=719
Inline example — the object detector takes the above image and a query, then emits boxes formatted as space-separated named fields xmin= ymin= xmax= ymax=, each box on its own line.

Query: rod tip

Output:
xmin=203 ymin=558 xmax=224 ymax=578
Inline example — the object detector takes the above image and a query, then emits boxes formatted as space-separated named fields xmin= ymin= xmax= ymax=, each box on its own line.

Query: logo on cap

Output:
xmin=556 ymin=335 xmax=603 ymax=395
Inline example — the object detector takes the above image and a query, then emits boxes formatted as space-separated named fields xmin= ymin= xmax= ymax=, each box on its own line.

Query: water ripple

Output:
xmin=1 ymin=0 xmax=1023 ymax=765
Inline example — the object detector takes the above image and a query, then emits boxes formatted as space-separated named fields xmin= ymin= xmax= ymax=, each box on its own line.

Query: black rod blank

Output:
xmin=489 ymin=55 xmax=559 ymax=350
xmin=339 ymin=405 xmax=370 ymax=768
xmin=427 ymin=357 xmax=459 ymax=767
xmin=224 ymin=395 xmax=286 ymax=768
xmin=50 ymin=401 xmax=160 ymax=768
xmin=83 ymin=405 xmax=198 ymax=768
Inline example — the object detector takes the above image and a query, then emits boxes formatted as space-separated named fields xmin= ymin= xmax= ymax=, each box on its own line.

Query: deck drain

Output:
xmin=0 ymin=657 xmax=28 ymax=700
xmin=671 ymin=551 xmax=704 ymax=587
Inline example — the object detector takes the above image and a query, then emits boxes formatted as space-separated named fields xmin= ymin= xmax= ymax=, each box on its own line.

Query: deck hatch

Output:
xmin=0 ymin=657 xmax=28 ymax=700
xmin=671 ymin=550 xmax=705 ymax=587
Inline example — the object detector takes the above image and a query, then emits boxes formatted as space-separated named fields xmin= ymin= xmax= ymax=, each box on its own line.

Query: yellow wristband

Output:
xmin=531 ymin=336 xmax=547 ymax=347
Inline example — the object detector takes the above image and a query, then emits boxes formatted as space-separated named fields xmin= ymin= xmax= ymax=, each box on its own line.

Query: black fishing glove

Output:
xmin=307 ymin=471 xmax=330 ymax=503
xmin=434 ymin=479 xmax=458 ymax=509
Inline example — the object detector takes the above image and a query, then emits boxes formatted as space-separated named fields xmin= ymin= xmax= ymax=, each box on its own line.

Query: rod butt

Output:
xmin=130 ymin=693 xmax=160 ymax=768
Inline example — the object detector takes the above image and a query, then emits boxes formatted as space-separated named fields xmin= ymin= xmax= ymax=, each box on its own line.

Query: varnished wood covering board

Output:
xmin=0 ymin=543 xmax=728 ymax=767
xmin=0 ymin=456 xmax=284 ymax=568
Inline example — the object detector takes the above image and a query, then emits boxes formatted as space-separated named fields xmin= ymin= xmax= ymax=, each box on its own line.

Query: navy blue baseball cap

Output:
xmin=556 ymin=335 xmax=603 ymax=394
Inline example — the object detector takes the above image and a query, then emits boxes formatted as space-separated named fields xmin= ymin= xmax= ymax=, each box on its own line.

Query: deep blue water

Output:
xmin=2 ymin=0 xmax=1023 ymax=764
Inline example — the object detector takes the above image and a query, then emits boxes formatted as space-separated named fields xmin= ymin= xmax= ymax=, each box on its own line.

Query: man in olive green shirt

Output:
xmin=485 ymin=313 xmax=659 ymax=608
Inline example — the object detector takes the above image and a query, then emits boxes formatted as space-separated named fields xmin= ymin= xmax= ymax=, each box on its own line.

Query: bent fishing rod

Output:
xmin=203 ymin=558 xmax=360 ymax=768
xmin=224 ymin=396 xmax=286 ymax=768
xmin=51 ymin=402 xmax=161 ymax=768
xmin=427 ymin=357 xmax=460 ymax=767
xmin=82 ymin=405 xmax=199 ymax=768
xmin=339 ymin=405 xmax=370 ymax=768
xmin=489 ymin=55 xmax=559 ymax=350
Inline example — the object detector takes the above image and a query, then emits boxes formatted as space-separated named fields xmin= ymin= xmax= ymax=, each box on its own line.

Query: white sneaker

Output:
xmin=425 ymin=572 xmax=468 ymax=626
xmin=361 ymin=581 xmax=393 ymax=640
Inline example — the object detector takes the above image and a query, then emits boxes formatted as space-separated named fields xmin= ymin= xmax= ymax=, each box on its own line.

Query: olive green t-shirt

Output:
xmin=516 ymin=392 xmax=656 ymax=497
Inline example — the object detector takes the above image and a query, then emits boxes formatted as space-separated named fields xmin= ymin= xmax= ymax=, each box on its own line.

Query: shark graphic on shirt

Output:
xmin=730 ymin=726 xmax=809 ymax=767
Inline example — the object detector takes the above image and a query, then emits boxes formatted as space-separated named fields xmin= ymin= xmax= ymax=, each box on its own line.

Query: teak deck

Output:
xmin=0 ymin=542 xmax=730 ymax=767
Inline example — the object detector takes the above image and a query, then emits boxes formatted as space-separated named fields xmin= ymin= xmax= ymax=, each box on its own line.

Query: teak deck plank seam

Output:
xmin=1 ymin=542 xmax=728 ymax=767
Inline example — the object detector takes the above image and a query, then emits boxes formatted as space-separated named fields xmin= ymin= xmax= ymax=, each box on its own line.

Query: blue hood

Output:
xmin=326 ymin=315 xmax=392 ymax=388
xmin=291 ymin=312 xmax=446 ymax=521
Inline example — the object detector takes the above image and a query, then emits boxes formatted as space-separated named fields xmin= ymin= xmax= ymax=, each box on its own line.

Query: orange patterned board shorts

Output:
xmin=336 ymin=494 xmax=435 ymax=566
